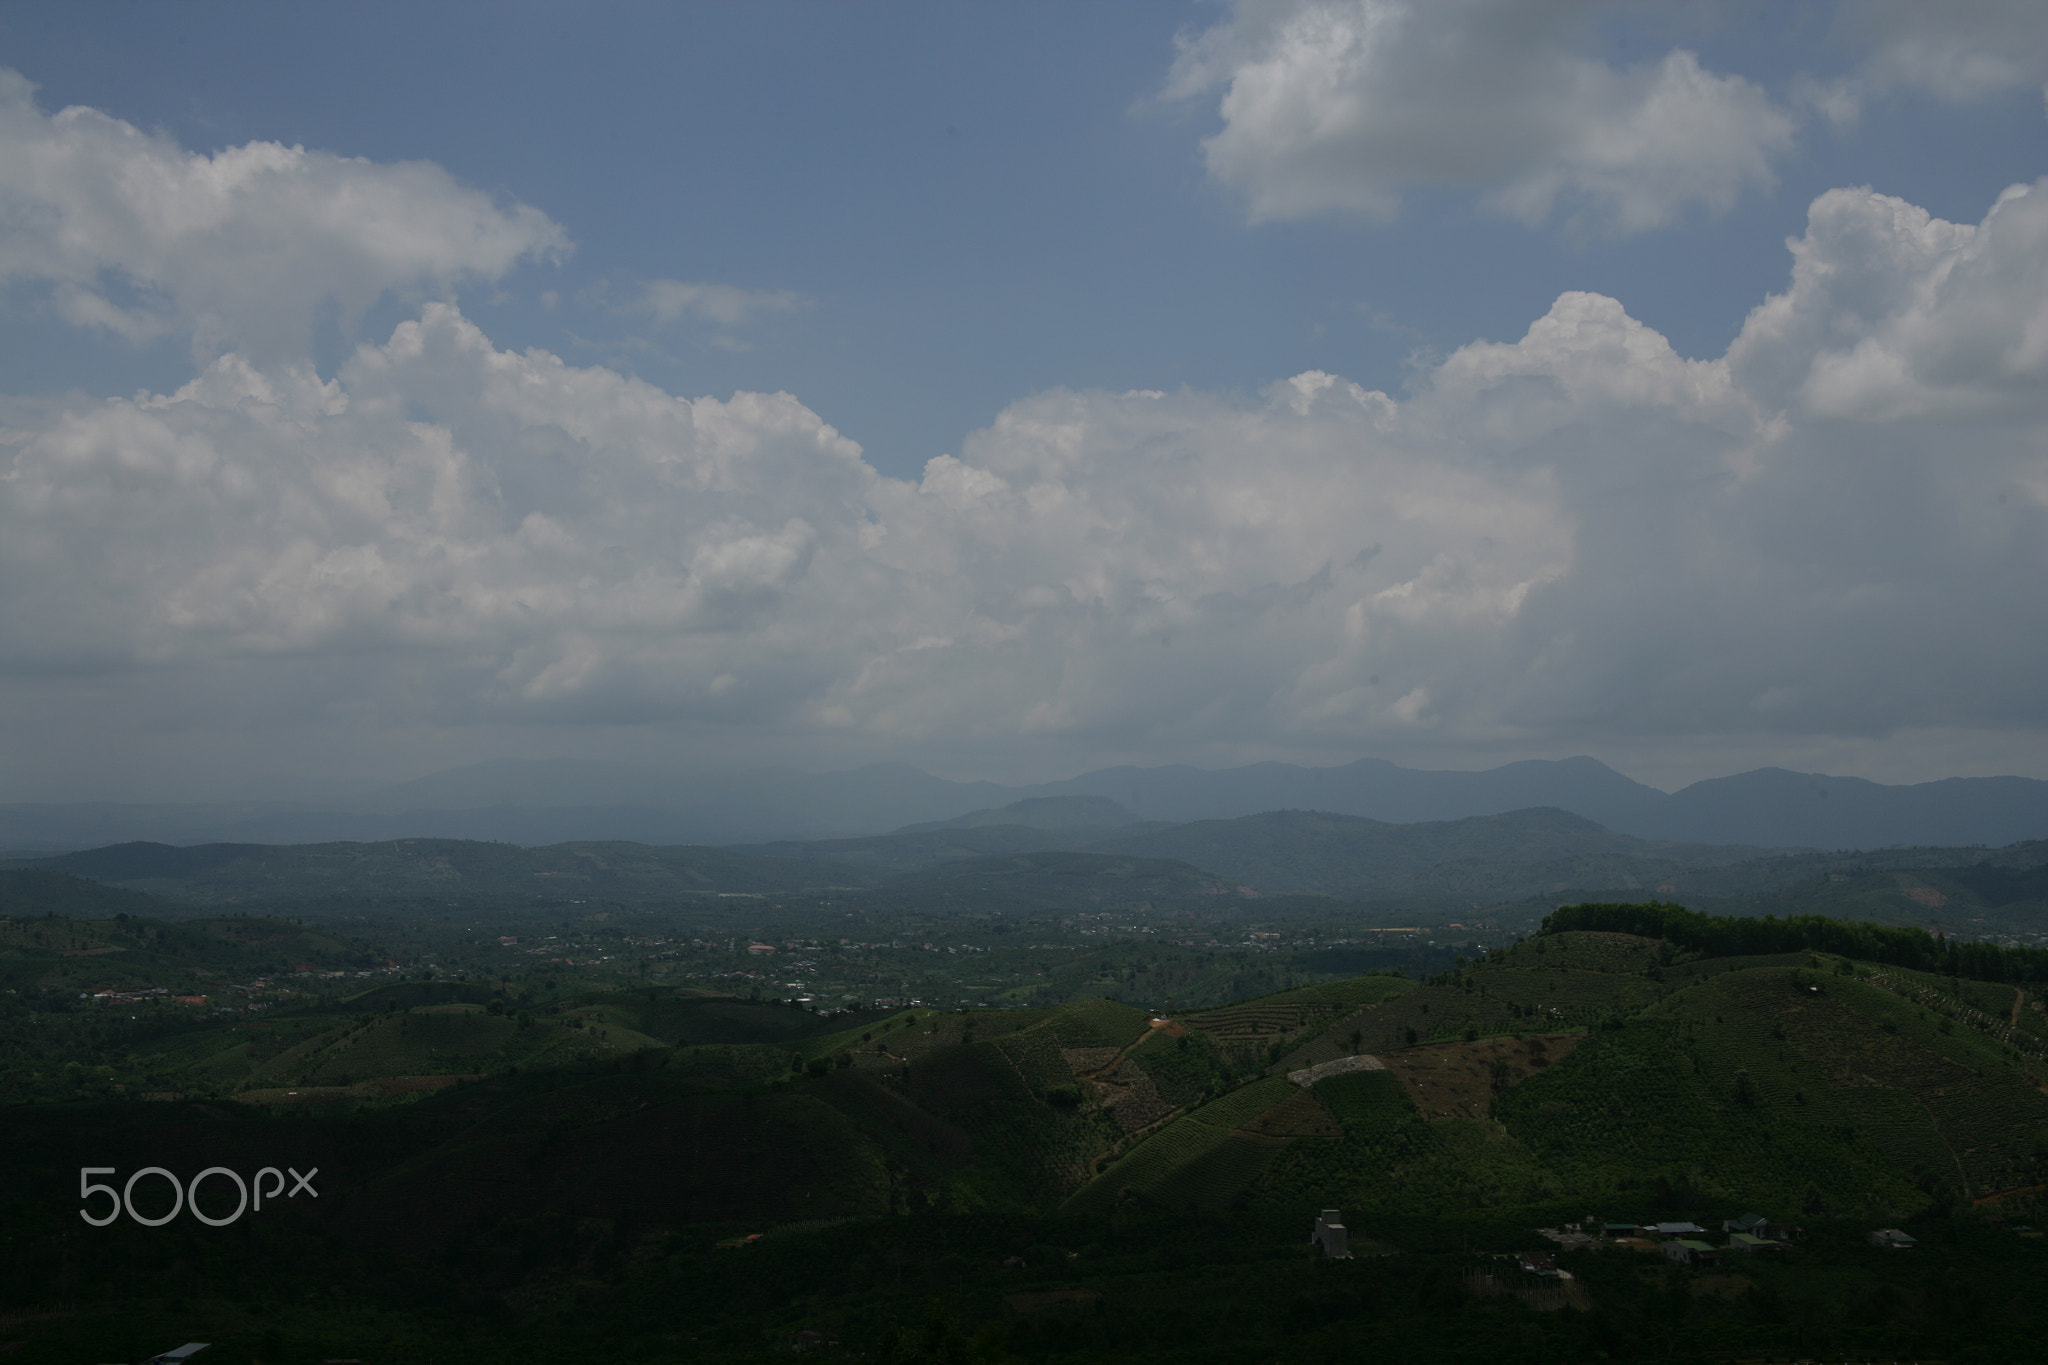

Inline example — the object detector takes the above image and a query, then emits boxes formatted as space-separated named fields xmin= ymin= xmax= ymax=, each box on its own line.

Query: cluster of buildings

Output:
xmin=1591 ymin=1215 xmax=1806 ymax=1269
xmin=1314 ymin=1207 xmax=1938 ymax=1286
xmin=79 ymin=959 xmax=408 ymax=1014
xmin=1528 ymin=1214 xmax=1925 ymax=1269
xmin=80 ymin=985 xmax=177 ymax=1005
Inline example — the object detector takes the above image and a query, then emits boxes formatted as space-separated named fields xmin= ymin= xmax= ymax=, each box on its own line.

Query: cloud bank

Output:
xmin=0 ymin=71 xmax=2044 ymax=788
xmin=1162 ymin=0 xmax=1796 ymax=232
xmin=1840 ymin=0 xmax=2048 ymax=106
xmin=0 ymin=70 xmax=567 ymax=361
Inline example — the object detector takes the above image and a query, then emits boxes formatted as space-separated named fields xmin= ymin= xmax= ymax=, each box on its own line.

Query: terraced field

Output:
xmin=1180 ymin=976 xmax=1413 ymax=1072
xmin=1861 ymin=965 xmax=2048 ymax=1060
xmin=1238 ymin=977 xmax=1420 ymax=1010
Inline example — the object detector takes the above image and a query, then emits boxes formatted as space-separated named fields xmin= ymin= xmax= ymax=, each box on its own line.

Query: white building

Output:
xmin=1312 ymin=1209 xmax=1352 ymax=1259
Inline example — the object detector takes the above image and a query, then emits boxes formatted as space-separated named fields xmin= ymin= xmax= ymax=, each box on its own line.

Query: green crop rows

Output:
xmin=1241 ymin=977 xmax=1416 ymax=1011
xmin=1145 ymin=1133 xmax=1284 ymax=1210
xmin=1062 ymin=1110 xmax=1232 ymax=1215
xmin=1188 ymin=1076 xmax=1296 ymax=1131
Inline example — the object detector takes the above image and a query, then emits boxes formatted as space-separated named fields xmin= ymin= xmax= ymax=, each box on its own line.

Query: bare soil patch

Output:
xmin=1060 ymin=1046 xmax=1121 ymax=1078
xmin=1087 ymin=1056 xmax=1175 ymax=1135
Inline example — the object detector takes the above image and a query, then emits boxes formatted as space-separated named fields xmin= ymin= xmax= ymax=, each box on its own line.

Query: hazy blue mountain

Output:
xmin=217 ymin=805 xmax=722 ymax=847
xmin=1028 ymin=758 xmax=2048 ymax=851
xmin=1024 ymin=755 xmax=1669 ymax=830
xmin=1619 ymin=769 xmax=2048 ymax=849
xmin=6 ymin=755 xmax=2045 ymax=853
xmin=1083 ymin=806 xmax=1780 ymax=900
xmin=732 ymin=824 xmax=1115 ymax=878
xmin=881 ymin=848 xmax=1230 ymax=909
xmin=339 ymin=758 xmax=1017 ymax=840
xmin=0 ymin=802 xmax=301 ymax=853
xmin=893 ymin=794 xmax=1144 ymax=834
xmin=0 ymin=762 xmax=1022 ymax=850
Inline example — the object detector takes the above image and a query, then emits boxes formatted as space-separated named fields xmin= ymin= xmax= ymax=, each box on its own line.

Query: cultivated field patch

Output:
xmin=1376 ymin=1035 xmax=1582 ymax=1122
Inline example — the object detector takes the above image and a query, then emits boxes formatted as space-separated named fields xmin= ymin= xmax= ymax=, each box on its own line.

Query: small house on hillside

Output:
xmin=1868 ymin=1228 xmax=1917 ymax=1249
xmin=1312 ymin=1209 xmax=1352 ymax=1259
xmin=1662 ymin=1240 xmax=1722 ymax=1269
xmin=1724 ymin=1212 xmax=1800 ymax=1240
xmin=1649 ymin=1222 xmax=1708 ymax=1237
xmin=1725 ymin=1232 xmax=1782 ymax=1254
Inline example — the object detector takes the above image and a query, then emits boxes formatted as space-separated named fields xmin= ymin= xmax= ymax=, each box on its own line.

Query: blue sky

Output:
xmin=0 ymin=1 xmax=2045 ymax=799
xmin=10 ymin=0 xmax=2039 ymax=476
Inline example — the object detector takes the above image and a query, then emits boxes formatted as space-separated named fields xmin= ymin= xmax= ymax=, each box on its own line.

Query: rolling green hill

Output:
xmin=1721 ymin=854 xmax=2048 ymax=931
xmin=13 ymin=908 xmax=2045 ymax=1221
xmin=104 ymin=984 xmax=864 ymax=1105
xmin=0 ymin=901 xmax=379 ymax=997
xmin=895 ymin=794 xmax=1150 ymax=833
xmin=1009 ymin=912 xmax=2048 ymax=1233
xmin=6 ymin=905 xmax=2048 ymax=1363
xmin=1084 ymin=807 xmax=1780 ymax=900
xmin=0 ymin=868 xmax=181 ymax=919
xmin=731 ymin=823 xmax=1125 ymax=877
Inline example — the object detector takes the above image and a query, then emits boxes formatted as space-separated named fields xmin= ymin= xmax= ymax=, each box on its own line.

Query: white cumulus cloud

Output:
xmin=1162 ymin=0 xmax=1796 ymax=233
xmin=1837 ymin=0 xmax=2048 ymax=106
xmin=0 ymin=84 xmax=2045 ymax=785
xmin=628 ymin=279 xmax=807 ymax=327
xmin=6 ymin=179 xmax=2046 ymax=774
xmin=0 ymin=69 xmax=568 ymax=362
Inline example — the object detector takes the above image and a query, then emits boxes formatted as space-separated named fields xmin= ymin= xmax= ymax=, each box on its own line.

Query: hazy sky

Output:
xmin=1 ymin=0 xmax=2046 ymax=800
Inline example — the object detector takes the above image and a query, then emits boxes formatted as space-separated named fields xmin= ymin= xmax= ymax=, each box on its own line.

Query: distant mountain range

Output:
xmin=24 ymin=797 xmax=2048 ymax=920
xmin=2 ymin=754 xmax=2045 ymax=853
